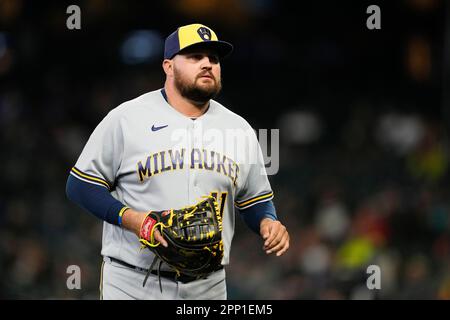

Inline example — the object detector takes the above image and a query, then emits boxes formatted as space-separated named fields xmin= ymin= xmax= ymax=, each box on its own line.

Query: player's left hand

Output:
xmin=260 ymin=218 xmax=290 ymax=256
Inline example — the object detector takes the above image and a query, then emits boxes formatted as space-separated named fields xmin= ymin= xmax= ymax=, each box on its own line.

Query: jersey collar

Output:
xmin=160 ymin=88 xmax=213 ymax=121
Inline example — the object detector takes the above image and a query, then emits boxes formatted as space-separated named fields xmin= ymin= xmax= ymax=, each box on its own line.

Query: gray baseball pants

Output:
xmin=100 ymin=256 xmax=227 ymax=300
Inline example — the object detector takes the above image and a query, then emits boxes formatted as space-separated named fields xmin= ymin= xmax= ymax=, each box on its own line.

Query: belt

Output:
xmin=107 ymin=256 xmax=223 ymax=284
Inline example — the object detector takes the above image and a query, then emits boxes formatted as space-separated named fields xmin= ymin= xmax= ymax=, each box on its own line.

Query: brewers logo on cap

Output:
xmin=164 ymin=23 xmax=233 ymax=60
xmin=197 ymin=27 xmax=212 ymax=41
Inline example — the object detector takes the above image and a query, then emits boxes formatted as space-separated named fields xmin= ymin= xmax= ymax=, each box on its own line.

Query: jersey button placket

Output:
xmin=187 ymin=122 xmax=196 ymax=202
xmin=191 ymin=121 xmax=200 ymax=196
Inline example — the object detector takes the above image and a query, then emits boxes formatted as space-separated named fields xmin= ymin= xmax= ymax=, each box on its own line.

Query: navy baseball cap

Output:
xmin=164 ymin=23 xmax=233 ymax=60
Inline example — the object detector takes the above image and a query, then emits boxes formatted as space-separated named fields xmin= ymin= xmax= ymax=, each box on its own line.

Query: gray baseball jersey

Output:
xmin=72 ymin=89 xmax=273 ymax=270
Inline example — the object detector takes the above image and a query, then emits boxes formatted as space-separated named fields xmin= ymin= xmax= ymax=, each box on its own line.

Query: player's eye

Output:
xmin=187 ymin=54 xmax=219 ymax=64
xmin=188 ymin=54 xmax=203 ymax=61
xmin=208 ymin=55 xmax=219 ymax=64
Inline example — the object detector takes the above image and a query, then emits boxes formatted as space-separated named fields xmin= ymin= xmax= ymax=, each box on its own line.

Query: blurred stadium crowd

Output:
xmin=1 ymin=0 xmax=450 ymax=299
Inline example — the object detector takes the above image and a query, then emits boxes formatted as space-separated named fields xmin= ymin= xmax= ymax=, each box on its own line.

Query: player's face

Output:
xmin=172 ymin=48 xmax=222 ymax=105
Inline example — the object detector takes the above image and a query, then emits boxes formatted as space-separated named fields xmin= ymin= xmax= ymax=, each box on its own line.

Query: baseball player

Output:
xmin=66 ymin=23 xmax=290 ymax=300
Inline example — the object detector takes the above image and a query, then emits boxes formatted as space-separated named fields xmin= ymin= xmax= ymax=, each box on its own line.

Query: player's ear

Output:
xmin=162 ymin=59 xmax=174 ymax=77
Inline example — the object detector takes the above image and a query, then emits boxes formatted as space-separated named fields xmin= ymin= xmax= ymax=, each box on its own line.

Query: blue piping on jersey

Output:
xmin=161 ymin=88 xmax=168 ymax=102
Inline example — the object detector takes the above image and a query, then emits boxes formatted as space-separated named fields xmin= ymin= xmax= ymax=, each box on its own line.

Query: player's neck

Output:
xmin=164 ymin=84 xmax=209 ymax=118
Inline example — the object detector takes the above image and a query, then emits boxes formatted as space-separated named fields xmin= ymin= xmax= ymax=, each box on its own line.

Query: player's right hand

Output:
xmin=139 ymin=213 xmax=168 ymax=247
xmin=121 ymin=208 xmax=168 ymax=247
xmin=151 ymin=229 xmax=168 ymax=247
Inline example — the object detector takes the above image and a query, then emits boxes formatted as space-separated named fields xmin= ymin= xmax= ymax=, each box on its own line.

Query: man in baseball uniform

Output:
xmin=66 ymin=23 xmax=290 ymax=300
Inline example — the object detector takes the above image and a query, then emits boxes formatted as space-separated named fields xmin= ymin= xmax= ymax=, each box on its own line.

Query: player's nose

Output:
xmin=200 ymin=58 xmax=213 ymax=69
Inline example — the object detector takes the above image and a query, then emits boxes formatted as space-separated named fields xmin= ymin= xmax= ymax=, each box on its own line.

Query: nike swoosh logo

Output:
xmin=151 ymin=124 xmax=168 ymax=132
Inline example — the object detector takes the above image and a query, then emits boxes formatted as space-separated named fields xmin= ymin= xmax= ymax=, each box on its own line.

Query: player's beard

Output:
xmin=173 ymin=67 xmax=222 ymax=105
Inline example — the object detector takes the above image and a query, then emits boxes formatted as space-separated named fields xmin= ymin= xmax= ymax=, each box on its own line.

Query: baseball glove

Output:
xmin=139 ymin=195 xmax=223 ymax=288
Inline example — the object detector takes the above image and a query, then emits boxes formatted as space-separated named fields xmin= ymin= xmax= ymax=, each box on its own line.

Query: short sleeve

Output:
xmin=70 ymin=109 xmax=124 ymax=190
xmin=234 ymin=129 xmax=274 ymax=210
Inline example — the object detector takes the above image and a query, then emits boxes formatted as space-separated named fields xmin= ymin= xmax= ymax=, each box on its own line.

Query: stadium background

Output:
xmin=1 ymin=0 xmax=449 ymax=299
